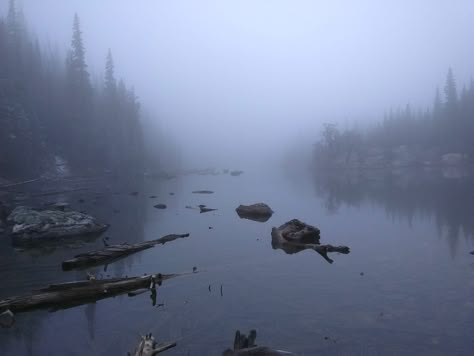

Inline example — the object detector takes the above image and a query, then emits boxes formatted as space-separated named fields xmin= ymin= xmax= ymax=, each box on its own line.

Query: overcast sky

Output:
xmin=4 ymin=0 xmax=474 ymax=167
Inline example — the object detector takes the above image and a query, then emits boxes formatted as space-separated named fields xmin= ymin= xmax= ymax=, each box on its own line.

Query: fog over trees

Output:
xmin=0 ymin=0 xmax=144 ymax=178
xmin=313 ymin=68 xmax=474 ymax=170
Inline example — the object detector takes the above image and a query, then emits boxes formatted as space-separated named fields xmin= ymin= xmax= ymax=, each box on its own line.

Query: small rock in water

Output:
xmin=192 ymin=190 xmax=214 ymax=194
xmin=149 ymin=195 xmax=157 ymax=199
xmin=193 ymin=266 xmax=197 ymax=273
xmin=153 ymin=204 xmax=167 ymax=209
xmin=130 ymin=192 xmax=139 ymax=196
xmin=209 ymin=226 xmax=213 ymax=229
xmin=78 ymin=199 xmax=85 ymax=203
xmin=360 ymin=272 xmax=364 ymax=276
xmin=470 ymin=251 xmax=474 ymax=255
xmin=169 ymin=192 xmax=175 ymax=196
xmin=236 ymin=203 xmax=273 ymax=222
xmin=0 ymin=310 xmax=15 ymax=328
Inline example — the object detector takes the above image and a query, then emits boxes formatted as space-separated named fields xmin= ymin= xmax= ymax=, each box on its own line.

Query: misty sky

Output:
xmin=4 ymin=0 xmax=474 ymax=167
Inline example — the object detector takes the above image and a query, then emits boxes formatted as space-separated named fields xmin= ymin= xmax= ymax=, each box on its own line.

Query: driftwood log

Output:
xmin=132 ymin=333 xmax=177 ymax=356
xmin=271 ymin=219 xmax=350 ymax=263
xmin=223 ymin=330 xmax=294 ymax=356
xmin=62 ymin=234 xmax=189 ymax=270
xmin=0 ymin=272 xmax=184 ymax=314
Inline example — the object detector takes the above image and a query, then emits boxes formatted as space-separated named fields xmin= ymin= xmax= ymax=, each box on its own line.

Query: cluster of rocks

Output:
xmin=5 ymin=205 xmax=108 ymax=246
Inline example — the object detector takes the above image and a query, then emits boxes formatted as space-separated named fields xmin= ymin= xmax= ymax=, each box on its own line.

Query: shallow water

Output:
xmin=1 ymin=170 xmax=473 ymax=355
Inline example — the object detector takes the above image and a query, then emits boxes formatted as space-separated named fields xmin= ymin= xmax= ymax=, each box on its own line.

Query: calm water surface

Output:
xmin=1 ymin=170 xmax=473 ymax=355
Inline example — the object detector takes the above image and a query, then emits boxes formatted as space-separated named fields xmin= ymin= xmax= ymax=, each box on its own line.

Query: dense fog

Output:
xmin=5 ymin=0 xmax=474 ymax=169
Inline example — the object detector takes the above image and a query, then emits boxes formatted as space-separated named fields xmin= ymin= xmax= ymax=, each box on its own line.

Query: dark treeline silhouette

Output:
xmin=0 ymin=1 xmax=144 ymax=179
xmin=314 ymin=68 xmax=474 ymax=170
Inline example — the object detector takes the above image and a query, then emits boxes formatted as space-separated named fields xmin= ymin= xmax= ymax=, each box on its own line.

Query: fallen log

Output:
xmin=62 ymin=234 xmax=189 ymax=270
xmin=133 ymin=334 xmax=177 ymax=356
xmin=0 ymin=272 xmax=184 ymax=314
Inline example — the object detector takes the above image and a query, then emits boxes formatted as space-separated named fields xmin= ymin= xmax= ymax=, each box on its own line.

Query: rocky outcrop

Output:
xmin=271 ymin=219 xmax=349 ymax=263
xmin=236 ymin=203 xmax=273 ymax=222
xmin=6 ymin=206 xmax=108 ymax=245
xmin=272 ymin=219 xmax=320 ymax=242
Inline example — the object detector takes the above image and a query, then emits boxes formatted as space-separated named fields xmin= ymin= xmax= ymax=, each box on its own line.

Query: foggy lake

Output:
xmin=2 ymin=0 xmax=474 ymax=354
xmin=1 ymin=168 xmax=473 ymax=355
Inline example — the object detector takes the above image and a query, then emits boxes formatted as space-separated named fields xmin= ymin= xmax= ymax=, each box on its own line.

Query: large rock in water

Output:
xmin=236 ymin=203 xmax=273 ymax=222
xmin=272 ymin=219 xmax=320 ymax=243
xmin=7 ymin=206 xmax=108 ymax=245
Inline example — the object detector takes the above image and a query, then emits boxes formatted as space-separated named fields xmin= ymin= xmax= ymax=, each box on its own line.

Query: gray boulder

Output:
xmin=236 ymin=203 xmax=273 ymax=222
xmin=7 ymin=206 xmax=108 ymax=245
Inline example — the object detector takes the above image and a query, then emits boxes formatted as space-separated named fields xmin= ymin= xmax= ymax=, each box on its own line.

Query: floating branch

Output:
xmin=62 ymin=234 xmax=189 ymax=270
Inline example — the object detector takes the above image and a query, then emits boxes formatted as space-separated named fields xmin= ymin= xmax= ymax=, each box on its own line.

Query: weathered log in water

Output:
xmin=271 ymin=219 xmax=350 ymax=263
xmin=62 ymin=234 xmax=189 ymax=270
xmin=133 ymin=334 xmax=177 ymax=356
xmin=0 ymin=272 xmax=183 ymax=314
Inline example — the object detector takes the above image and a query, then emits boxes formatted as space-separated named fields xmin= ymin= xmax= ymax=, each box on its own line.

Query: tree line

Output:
xmin=0 ymin=0 xmax=144 ymax=179
xmin=313 ymin=68 xmax=474 ymax=169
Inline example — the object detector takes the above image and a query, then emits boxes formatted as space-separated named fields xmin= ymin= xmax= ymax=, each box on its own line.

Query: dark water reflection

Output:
xmin=313 ymin=168 xmax=474 ymax=257
xmin=1 ymin=170 xmax=473 ymax=355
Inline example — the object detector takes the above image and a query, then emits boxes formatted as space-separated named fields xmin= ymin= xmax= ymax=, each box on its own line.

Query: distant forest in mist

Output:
xmin=0 ymin=1 xmax=146 ymax=179
xmin=314 ymin=68 xmax=474 ymax=170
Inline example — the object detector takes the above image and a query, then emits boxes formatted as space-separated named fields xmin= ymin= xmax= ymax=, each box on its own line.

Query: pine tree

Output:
xmin=444 ymin=67 xmax=458 ymax=117
xmin=433 ymin=87 xmax=443 ymax=120
xmin=68 ymin=13 xmax=90 ymax=94
xmin=104 ymin=49 xmax=116 ymax=96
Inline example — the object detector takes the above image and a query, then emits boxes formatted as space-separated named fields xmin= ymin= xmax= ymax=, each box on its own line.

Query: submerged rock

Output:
xmin=153 ymin=204 xmax=167 ymax=209
xmin=7 ymin=206 xmax=108 ymax=246
xmin=236 ymin=203 xmax=273 ymax=222
xmin=230 ymin=170 xmax=244 ymax=176
xmin=0 ymin=310 xmax=15 ymax=328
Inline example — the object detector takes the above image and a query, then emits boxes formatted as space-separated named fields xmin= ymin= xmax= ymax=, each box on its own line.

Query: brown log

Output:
xmin=62 ymin=234 xmax=189 ymax=270
xmin=0 ymin=272 xmax=186 ymax=314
